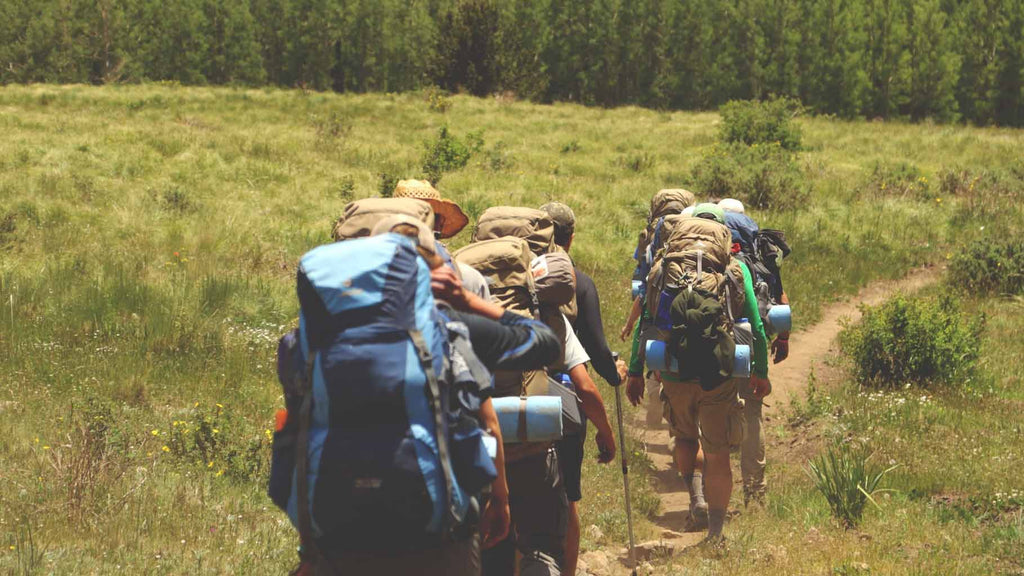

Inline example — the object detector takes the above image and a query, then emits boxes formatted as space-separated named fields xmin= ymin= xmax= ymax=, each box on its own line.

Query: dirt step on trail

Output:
xmin=592 ymin=266 xmax=942 ymax=575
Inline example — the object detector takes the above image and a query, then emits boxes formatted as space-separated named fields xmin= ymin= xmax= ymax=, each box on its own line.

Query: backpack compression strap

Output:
xmin=295 ymin=347 xmax=321 ymax=565
xmin=408 ymin=328 xmax=461 ymax=535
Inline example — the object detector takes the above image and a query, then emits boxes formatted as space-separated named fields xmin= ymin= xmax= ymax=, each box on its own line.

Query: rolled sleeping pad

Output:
xmin=644 ymin=340 xmax=751 ymax=378
xmin=767 ymin=304 xmax=792 ymax=333
xmin=631 ymin=280 xmax=643 ymax=300
xmin=491 ymin=396 xmax=563 ymax=444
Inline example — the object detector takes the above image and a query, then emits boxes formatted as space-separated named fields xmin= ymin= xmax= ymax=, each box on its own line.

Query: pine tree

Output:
xmin=905 ymin=0 xmax=960 ymax=121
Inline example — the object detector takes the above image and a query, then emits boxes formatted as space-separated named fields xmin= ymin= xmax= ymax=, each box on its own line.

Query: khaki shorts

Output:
xmin=660 ymin=376 xmax=745 ymax=454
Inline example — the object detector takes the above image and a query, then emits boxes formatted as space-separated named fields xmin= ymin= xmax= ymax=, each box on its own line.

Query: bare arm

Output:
xmin=477 ymin=398 xmax=510 ymax=548
xmin=620 ymin=295 xmax=643 ymax=342
xmin=568 ymin=363 xmax=616 ymax=463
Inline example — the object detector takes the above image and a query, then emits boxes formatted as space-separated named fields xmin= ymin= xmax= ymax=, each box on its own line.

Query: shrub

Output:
xmin=309 ymin=112 xmax=351 ymax=144
xmin=424 ymin=87 xmax=453 ymax=113
xmin=840 ymin=294 xmax=984 ymax=389
xmin=165 ymin=403 xmax=270 ymax=482
xmin=618 ymin=151 xmax=656 ymax=173
xmin=421 ymin=126 xmax=481 ymax=184
xmin=485 ymin=141 xmax=515 ymax=171
xmin=867 ymin=161 xmax=930 ymax=199
xmin=690 ymin=142 xmax=807 ymax=210
xmin=718 ymin=97 xmax=803 ymax=150
xmin=948 ymin=238 xmax=1024 ymax=296
xmin=378 ymin=170 xmax=399 ymax=197
xmin=807 ymin=441 xmax=895 ymax=528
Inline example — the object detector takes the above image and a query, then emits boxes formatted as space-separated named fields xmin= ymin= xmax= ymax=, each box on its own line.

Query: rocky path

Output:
xmin=580 ymin=266 xmax=943 ymax=575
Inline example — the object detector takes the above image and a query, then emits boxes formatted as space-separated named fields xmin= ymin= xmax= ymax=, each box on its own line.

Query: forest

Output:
xmin=1 ymin=0 xmax=1023 ymax=125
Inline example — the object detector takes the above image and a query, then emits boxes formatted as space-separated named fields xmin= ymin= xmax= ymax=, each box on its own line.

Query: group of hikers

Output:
xmin=268 ymin=181 xmax=792 ymax=575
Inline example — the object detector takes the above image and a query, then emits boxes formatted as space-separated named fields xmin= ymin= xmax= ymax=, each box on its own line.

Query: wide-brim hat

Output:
xmin=393 ymin=180 xmax=469 ymax=239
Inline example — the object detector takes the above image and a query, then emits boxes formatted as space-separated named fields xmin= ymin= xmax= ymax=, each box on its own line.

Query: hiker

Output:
xmin=272 ymin=209 xmax=562 ymax=576
xmin=620 ymin=190 xmax=697 ymax=427
xmin=540 ymin=201 xmax=627 ymax=575
xmin=461 ymin=206 xmax=615 ymax=576
xmin=718 ymin=198 xmax=792 ymax=503
xmin=625 ymin=203 xmax=770 ymax=544
xmin=391 ymin=179 xmax=492 ymax=299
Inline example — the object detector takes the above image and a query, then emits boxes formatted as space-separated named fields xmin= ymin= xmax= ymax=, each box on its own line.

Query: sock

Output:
xmin=687 ymin=472 xmax=706 ymax=508
xmin=708 ymin=508 xmax=726 ymax=538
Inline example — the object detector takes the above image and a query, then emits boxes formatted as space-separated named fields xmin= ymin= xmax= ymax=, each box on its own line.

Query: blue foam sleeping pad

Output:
xmin=491 ymin=396 xmax=563 ymax=443
xmin=645 ymin=340 xmax=751 ymax=378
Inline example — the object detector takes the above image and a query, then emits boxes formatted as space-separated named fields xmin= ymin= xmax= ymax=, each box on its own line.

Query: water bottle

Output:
xmin=631 ymin=280 xmax=643 ymax=300
xmin=733 ymin=317 xmax=753 ymax=347
xmin=767 ymin=304 xmax=792 ymax=333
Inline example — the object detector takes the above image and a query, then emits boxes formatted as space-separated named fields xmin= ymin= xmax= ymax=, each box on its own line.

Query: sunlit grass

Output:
xmin=1 ymin=84 xmax=1023 ymax=572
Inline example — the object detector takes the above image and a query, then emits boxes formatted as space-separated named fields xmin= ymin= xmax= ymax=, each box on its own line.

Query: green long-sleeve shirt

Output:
xmin=627 ymin=260 xmax=769 ymax=379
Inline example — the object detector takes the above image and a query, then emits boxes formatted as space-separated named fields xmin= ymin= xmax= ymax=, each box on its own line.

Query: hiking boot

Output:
xmin=689 ymin=500 xmax=709 ymax=526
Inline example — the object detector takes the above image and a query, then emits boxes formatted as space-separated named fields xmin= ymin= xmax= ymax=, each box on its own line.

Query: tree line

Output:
xmin=3 ymin=0 xmax=1023 ymax=126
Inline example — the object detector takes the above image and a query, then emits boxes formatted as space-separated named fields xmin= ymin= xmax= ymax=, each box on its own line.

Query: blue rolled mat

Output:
xmin=645 ymin=340 xmax=752 ymax=378
xmin=631 ymin=280 xmax=643 ymax=300
xmin=767 ymin=304 xmax=792 ymax=333
xmin=491 ymin=396 xmax=563 ymax=443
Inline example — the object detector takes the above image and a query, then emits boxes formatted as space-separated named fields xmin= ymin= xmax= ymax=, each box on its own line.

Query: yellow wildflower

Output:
xmin=151 ymin=429 xmax=160 ymax=436
xmin=162 ymin=445 xmax=170 ymax=452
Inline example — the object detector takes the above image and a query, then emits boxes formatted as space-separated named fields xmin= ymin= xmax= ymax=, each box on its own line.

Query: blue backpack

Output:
xmin=268 ymin=233 xmax=495 ymax=554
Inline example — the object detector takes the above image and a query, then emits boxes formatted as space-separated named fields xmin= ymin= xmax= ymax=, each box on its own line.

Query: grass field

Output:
xmin=1 ymin=84 xmax=1023 ymax=574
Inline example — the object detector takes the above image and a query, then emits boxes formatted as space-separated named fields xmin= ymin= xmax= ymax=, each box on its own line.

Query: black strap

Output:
xmin=408 ymin=328 xmax=460 ymax=534
xmin=295 ymin=347 xmax=320 ymax=564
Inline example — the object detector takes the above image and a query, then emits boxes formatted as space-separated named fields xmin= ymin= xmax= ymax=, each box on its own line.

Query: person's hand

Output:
xmin=595 ymin=427 xmax=616 ymax=464
xmin=479 ymin=493 xmax=510 ymax=549
xmin=626 ymin=374 xmax=645 ymax=406
xmin=615 ymin=360 xmax=628 ymax=384
xmin=430 ymin=266 xmax=470 ymax=310
xmin=619 ymin=321 xmax=636 ymax=342
xmin=751 ymin=375 xmax=772 ymax=398
xmin=771 ymin=336 xmax=790 ymax=364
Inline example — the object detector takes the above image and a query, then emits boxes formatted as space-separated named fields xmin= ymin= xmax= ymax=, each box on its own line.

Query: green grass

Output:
xmin=1 ymin=84 xmax=1023 ymax=573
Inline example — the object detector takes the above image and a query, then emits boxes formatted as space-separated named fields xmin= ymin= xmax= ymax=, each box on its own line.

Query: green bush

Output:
xmin=841 ymin=294 xmax=984 ymax=389
xmin=421 ymin=126 xmax=482 ymax=184
xmin=948 ymin=238 xmax=1024 ymax=296
xmin=690 ymin=141 xmax=807 ymax=210
xmin=867 ymin=161 xmax=931 ymax=199
xmin=807 ymin=441 xmax=895 ymax=528
xmin=718 ymin=97 xmax=803 ymax=151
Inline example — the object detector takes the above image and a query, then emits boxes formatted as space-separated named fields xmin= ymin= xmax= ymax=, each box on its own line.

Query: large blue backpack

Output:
xmin=269 ymin=233 xmax=494 ymax=554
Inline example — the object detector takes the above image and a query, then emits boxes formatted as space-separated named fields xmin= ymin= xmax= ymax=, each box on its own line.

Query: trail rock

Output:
xmin=579 ymin=551 xmax=610 ymax=576
xmin=585 ymin=524 xmax=604 ymax=541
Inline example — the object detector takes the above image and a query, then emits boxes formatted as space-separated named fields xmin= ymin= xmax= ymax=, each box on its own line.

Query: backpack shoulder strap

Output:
xmin=407 ymin=328 xmax=460 ymax=533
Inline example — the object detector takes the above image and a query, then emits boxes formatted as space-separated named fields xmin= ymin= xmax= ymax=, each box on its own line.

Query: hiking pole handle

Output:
xmin=613 ymin=384 xmax=638 ymax=574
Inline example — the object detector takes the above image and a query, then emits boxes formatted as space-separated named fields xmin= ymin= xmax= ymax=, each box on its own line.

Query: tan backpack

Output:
xmin=474 ymin=207 xmax=555 ymax=256
xmin=645 ymin=217 xmax=744 ymax=329
xmin=331 ymin=198 xmax=435 ymax=241
xmin=453 ymin=237 xmax=538 ymax=321
xmin=634 ymin=189 xmax=696 ymax=258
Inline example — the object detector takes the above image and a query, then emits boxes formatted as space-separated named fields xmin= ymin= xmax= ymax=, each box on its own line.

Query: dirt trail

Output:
xmin=587 ymin=266 xmax=943 ymax=574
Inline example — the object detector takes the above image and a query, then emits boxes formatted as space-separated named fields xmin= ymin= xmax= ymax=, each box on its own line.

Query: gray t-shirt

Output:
xmin=458 ymin=263 xmax=492 ymax=301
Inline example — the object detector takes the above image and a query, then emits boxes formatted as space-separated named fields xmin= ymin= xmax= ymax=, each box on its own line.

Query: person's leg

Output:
xmin=645 ymin=373 xmax=662 ymax=426
xmin=564 ymin=501 xmax=580 ymax=575
xmin=507 ymin=448 xmax=567 ymax=574
xmin=737 ymin=379 xmax=767 ymax=504
xmin=697 ymin=380 xmax=745 ymax=540
xmin=556 ymin=420 xmax=585 ymax=576
xmin=661 ymin=381 xmax=706 ymax=521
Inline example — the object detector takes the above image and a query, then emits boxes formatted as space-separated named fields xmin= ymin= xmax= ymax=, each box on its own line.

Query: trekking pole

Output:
xmin=612 ymin=353 xmax=638 ymax=574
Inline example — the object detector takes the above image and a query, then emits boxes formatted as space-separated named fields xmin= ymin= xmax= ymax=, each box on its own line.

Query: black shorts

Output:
xmin=556 ymin=418 xmax=587 ymax=502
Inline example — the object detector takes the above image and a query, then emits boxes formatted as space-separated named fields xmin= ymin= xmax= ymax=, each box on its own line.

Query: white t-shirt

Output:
xmin=561 ymin=314 xmax=590 ymax=372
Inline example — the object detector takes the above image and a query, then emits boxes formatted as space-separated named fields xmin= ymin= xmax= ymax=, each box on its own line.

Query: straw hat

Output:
xmin=393 ymin=180 xmax=469 ymax=239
